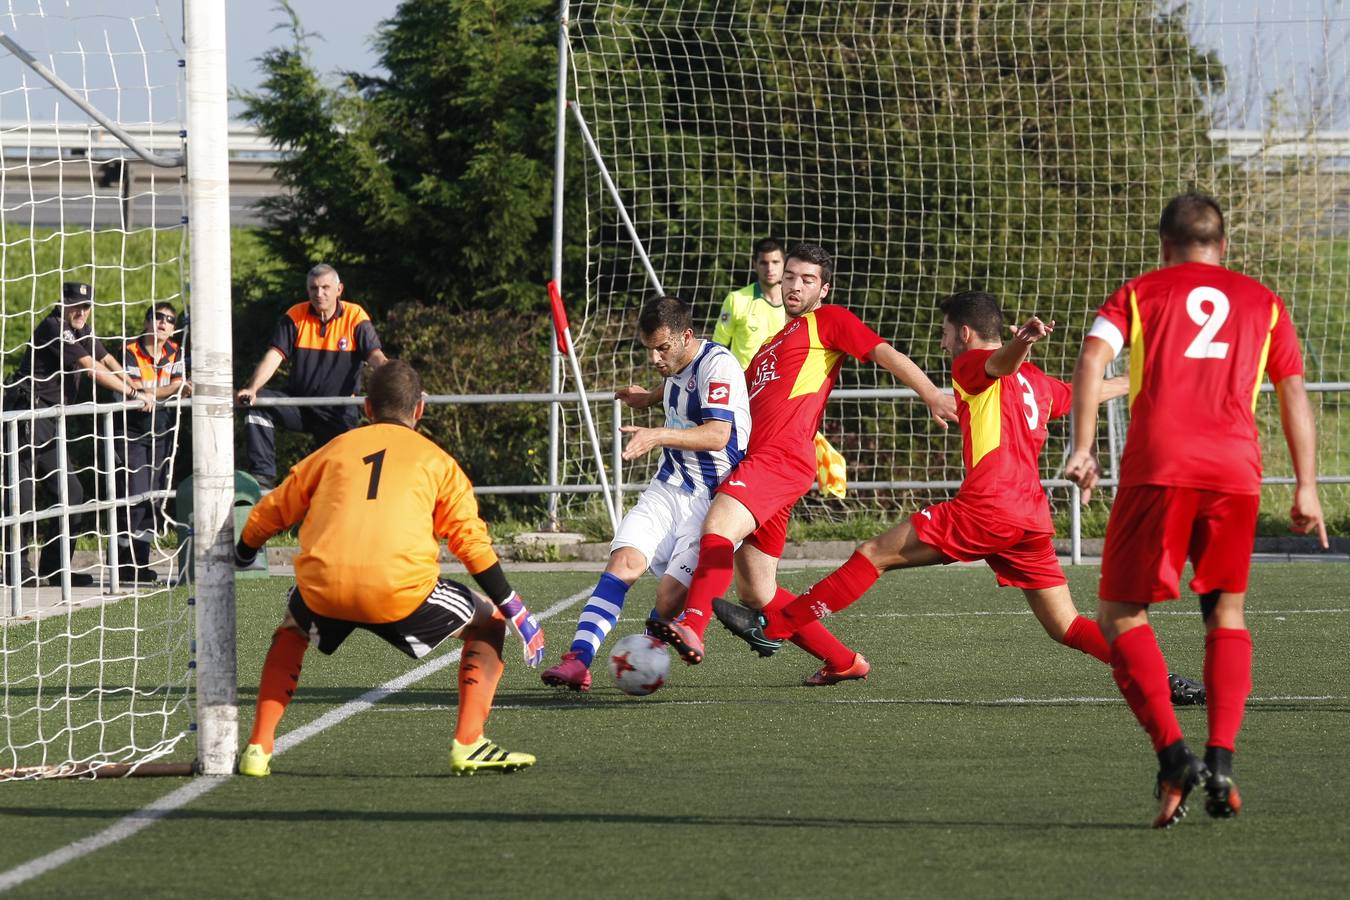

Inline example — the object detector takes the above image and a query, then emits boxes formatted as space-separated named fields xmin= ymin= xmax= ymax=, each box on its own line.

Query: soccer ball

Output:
xmin=607 ymin=633 xmax=670 ymax=696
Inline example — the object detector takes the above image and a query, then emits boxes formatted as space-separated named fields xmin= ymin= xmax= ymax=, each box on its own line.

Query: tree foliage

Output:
xmin=237 ymin=0 xmax=1247 ymax=519
xmin=239 ymin=0 xmax=564 ymax=314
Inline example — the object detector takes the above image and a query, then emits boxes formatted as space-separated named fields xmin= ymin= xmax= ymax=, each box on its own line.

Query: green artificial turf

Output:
xmin=1 ymin=564 xmax=1347 ymax=898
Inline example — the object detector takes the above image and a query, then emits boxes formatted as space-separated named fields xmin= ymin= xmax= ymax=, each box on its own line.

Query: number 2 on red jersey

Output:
xmin=1183 ymin=287 xmax=1230 ymax=360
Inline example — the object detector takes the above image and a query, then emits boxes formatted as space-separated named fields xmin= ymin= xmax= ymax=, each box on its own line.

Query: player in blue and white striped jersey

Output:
xmin=541 ymin=296 xmax=750 ymax=691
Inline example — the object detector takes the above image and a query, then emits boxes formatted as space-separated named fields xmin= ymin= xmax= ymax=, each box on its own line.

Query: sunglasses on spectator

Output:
xmin=154 ymin=312 xmax=177 ymax=324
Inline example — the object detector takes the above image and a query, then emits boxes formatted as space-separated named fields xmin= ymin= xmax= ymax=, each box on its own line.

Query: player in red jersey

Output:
xmin=1064 ymin=192 xmax=1327 ymax=828
xmin=646 ymin=243 xmax=957 ymax=681
xmin=712 ymin=292 xmax=1204 ymax=701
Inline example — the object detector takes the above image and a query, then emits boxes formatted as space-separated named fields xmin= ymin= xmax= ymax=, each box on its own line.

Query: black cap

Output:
xmin=62 ymin=282 xmax=92 ymax=304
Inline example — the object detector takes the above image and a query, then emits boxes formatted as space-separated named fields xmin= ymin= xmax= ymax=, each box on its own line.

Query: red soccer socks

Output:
xmin=682 ymin=534 xmax=736 ymax=639
xmin=1110 ymin=624 xmax=1184 ymax=753
xmin=249 ymin=627 xmax=308 ymax=754
xmin=767 ymin=550 xmax=881 ymax=639
xmin=1063 ymin=615 xmax=1112 ymax=664
xmin=1204 ymin=628 xmax=1252 ymax=752
xmin=762 ymin=587 xmax=856 ymax=671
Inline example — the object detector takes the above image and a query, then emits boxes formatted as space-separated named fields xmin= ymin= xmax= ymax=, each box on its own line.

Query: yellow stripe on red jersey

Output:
xmin=950 ymin=349 xmax=1071 ymax=533
xmin=1092 ymin=261 xmax=1304 ymax=494
xmin=744 ymin=306 xmax=884 ymax=462
xmin=242 ymin=422 xmax=498 ymax=624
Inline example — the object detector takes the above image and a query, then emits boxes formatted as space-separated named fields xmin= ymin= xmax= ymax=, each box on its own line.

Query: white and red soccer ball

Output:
xmin=607 ymin=633 xmax=671 ymax=696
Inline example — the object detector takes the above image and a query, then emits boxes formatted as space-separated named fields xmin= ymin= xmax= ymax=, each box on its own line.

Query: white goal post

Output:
xmin=0 ymin=0 xmax=235 ymax=779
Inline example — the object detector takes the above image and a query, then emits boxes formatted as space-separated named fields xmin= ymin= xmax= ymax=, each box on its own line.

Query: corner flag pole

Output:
xmin=548 ymin=280 xmax=619 ymax=532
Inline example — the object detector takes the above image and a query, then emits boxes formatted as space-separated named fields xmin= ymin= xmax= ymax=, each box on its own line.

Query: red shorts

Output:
xmin=1099 ymin=485 xmax=1259 ymax=604
xmin=716 ymin=447 xmax=816 ymax=559
xmin=910 ymin=498 xmax=1066 ymax=590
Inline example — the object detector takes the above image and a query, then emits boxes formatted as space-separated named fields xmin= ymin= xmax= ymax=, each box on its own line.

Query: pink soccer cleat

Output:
xmin=540 ymin=651 xmax=592 ymax=692
xmin=803 ymin=652 xmax=871 ymax=686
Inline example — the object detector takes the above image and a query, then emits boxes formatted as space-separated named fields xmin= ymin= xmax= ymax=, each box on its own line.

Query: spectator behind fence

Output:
xmin=3 ymin=281 xmax=152 ymax=587
xmin=115 ymin=302 xmax=192 ymax=584
xmin=235 ymin=264 xmax=388 ymax=489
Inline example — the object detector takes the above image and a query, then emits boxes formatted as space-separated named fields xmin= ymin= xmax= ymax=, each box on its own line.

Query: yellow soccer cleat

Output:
xmin=450 ymin=736 xmax=536 ymax=776
xmin=238 ymin=743 xmax=272 ymax=777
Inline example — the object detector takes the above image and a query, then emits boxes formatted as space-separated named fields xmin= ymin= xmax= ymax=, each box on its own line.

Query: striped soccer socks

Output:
xmin=568 ymin=573 xmax=632 ymax=667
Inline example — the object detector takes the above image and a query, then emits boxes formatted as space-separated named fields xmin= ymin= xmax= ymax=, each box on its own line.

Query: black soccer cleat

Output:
xmin=1152 ymin=744 xmax=1209 ymax=829
xmin=712 ymin=598 xmax=783 ymax=658
xmin=1203 ymin=771 xmax=1242 ymax=818
xmin=1203 ymin=746 xmax=1242 ymax=819
xmin=1168 ymin=673 xmax=1206 ymax=707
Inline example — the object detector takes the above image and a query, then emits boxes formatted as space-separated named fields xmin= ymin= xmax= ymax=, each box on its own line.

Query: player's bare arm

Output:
xmin=1063 ymin=335 xmax=1114 ymax=502
xmin=237 ymin=346 xmax=285 ymax=406
xmin=1275 ymin=374 xmax=1329 ymax=548
xmin=868 ymin=342 xmax=957 ymax=428
xmin=984 ymin=316 xmax=1055 ymax=377
xmin=615 ymin=384 xmax=663 ymax=409
xmin=620 ymin=419 xmax=732 ymax=461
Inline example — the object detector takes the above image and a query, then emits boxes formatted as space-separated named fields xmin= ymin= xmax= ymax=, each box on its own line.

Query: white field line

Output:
xmin=0 ymin=589 xmax=593 ymax=894
xmin=376 ymin=694 xmax=1345 ymax=713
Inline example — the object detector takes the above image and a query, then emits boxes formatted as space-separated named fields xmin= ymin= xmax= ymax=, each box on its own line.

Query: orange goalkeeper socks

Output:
xmin=249 ymin=627 xmax=308 ymax=754
xmin=455 ymin=621 xmax=506 ymax=745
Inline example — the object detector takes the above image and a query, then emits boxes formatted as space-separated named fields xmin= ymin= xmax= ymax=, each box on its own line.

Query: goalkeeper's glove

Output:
xmin=497 ymin=591 xmax=546 ymax=668
xmin=234 ymin=538 xmax=260 ymax=570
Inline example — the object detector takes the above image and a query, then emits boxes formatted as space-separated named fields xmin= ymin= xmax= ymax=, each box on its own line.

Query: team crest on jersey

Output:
xmin=686 ymin=376 xmax=697 ymax=391
xmin=62 ymin=329 xmax=77 ymax=344
xmin=338 ymin=337 xmax=350 ymax=351
xmin=706 ymin=381 xmax=731 ymax=405
xmin=748 ymin=348 xmax=781 ymax=399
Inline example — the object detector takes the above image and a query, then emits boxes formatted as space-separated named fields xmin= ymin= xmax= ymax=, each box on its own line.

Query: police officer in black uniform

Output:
xmin=4 ymin=282 xmax=152 ymax=587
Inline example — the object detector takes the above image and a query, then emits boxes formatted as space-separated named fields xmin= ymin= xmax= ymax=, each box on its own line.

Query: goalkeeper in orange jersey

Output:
xmin=234 ymin=359 xmax=545 ymax=777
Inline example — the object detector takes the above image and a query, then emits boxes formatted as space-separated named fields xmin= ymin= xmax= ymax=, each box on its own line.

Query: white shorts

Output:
xmin=611 ymin=479 xmax=711 ymax=587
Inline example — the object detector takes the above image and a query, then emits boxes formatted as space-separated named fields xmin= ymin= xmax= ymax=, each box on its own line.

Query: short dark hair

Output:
xmin=637 ymin=295 xmax=693 ymax=337
xmin=1159 ymin=192 xmax=1225 ymax=248
xmin=939 ymin=290 xmax=1004 ymax=341
xmin=751 ymin=237 xmax=784 ymax=262
xmin=366 ymin=359 xmax=422 ymax=421
xmin=786 ymin=243 xmax=834 ymax=285
xmin=146 ymin=301 xmax=177 ymax=321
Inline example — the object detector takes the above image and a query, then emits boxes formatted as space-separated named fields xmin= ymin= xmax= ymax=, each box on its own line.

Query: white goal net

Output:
xmin=0 ymin=0 xmax=194 ymax=778
xmin=561 ymin=0 xmax=1349 ymax=533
